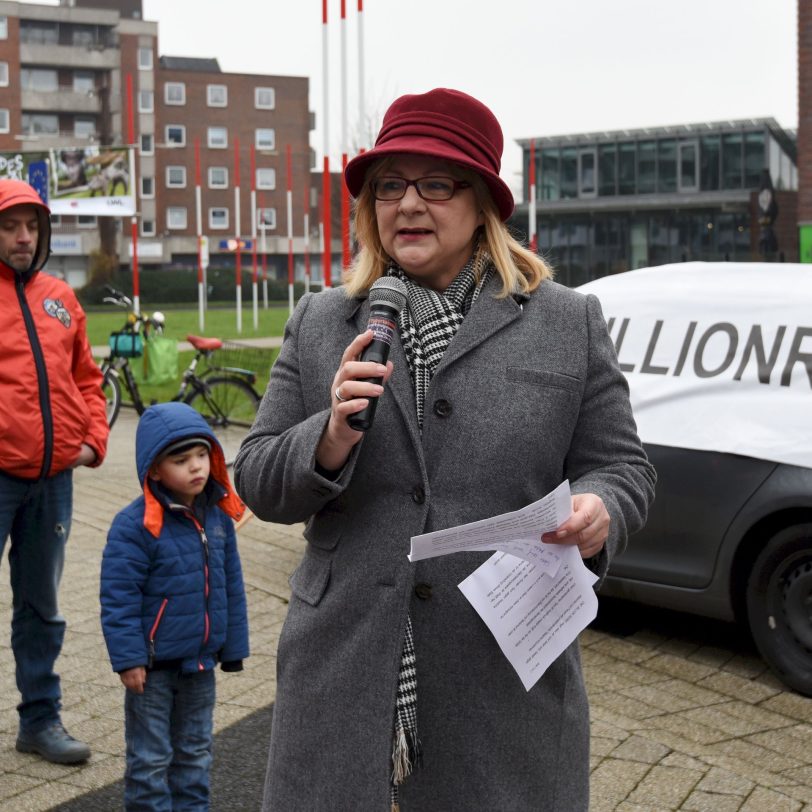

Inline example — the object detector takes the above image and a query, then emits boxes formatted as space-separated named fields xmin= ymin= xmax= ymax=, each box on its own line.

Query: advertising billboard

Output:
xmin=0 ymin=146 xmax=135 ymax=216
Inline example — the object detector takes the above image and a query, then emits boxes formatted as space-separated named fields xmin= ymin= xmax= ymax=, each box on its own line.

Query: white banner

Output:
xmin=577 ymin=262 xmax=812 ymax=470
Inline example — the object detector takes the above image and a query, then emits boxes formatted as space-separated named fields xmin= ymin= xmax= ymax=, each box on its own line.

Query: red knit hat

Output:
xmin=344 ymin=88 xmax=515 ymax=221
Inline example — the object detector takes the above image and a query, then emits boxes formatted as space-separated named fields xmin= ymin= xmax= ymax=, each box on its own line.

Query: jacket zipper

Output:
xmin=148 ymin=597 xmax=169 ymax=668
xmin=190 ymin=515 xmax=211 ymax=670
xmin=15 ymin=274 xmax=53 ymax=479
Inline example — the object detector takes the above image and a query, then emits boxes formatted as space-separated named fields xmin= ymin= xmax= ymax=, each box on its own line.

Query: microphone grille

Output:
xmin=368 ymin=276 xmax=408 ymax=313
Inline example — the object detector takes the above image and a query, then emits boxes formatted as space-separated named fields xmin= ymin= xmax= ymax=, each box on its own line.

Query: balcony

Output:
xmin=19 ymin=43 xmax=119 ymax=70
xmin=21 ymin=90 xmax=102 ymax=114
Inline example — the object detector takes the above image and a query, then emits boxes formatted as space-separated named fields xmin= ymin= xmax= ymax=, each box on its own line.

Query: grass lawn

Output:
xmin=85 ymin=303 xmax=292 ymax=347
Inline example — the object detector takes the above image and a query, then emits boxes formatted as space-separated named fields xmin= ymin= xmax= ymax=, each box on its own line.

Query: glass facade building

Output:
xmin=513 ymin=118 xmax=797 ymax=286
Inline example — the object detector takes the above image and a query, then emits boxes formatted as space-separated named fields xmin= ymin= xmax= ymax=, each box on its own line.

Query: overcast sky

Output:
xmin=41 ymin=1 xmax=802 ymax=196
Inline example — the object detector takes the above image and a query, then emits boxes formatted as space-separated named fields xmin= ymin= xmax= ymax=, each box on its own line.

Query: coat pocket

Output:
xmin=289 ymin=548 xmax=331 ymax=606
xmin=506 ymin=367 xmax=581 ymax=393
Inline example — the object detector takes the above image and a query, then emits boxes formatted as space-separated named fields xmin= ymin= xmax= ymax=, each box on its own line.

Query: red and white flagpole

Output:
xmin=234 ymin=136 xmax=242 ymax=333
xmin=529 ymin=139 xmax=537 ymax=253
xmin=195 ymin=138 xmax=204 ymax=330
xmin=340 ymin=0 xmax=350 ymax=270
xmin=358 ymin=0 xmax=365 ymax=149
xmin=304 ymin=181 xmax=311 ymax=294
xmin=250 ymin=143 xmax=259 ymax=330
xmin=287 ymin=144 xmax=295 ymax=315
xmin=321 ymin=0 xmax=332 ymax=289
xmin=126 ymin=74 xmax=140 ymax=313
xmin=259 ymin=190 xmax=268 ymax=308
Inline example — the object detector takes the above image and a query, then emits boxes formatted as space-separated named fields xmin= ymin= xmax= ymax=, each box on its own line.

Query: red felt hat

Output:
xmin=345 ymin=88 xmax=515 ymax=221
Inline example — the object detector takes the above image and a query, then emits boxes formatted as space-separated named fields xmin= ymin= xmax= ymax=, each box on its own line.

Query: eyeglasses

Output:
xmin=370 ymin=176 xmax=472 ymax=202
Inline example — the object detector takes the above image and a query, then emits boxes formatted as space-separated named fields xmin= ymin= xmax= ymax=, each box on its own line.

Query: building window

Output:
xmin=166 ymin=125 xmax=186 ymax=147
xmin=541 ymin=149 xmax=560 ymax=201
xmin=140 ymin=177 xmax=154 ymax=198
xmin=207 ymin=84 xmax=227 ymax=107
xmin=138 ymin=90 xmax=154 ymax=113
xmin=138 ymin=47 xmax=152 ymax=70
xmin=700 ymin=135 xmax=721 ymax=191
xmin=164 ymin=82 xmax=186 ymax=105
xmin=74 ymin=118 xmax=96 ymax=139
xmin=256 ymin=168 xmax=276 ymax=190
xmin=598 ymin=144 xmax=616 ymax=196
xmin=141 ymin=219 xmax=156 ymax=237
xmin=618 ymin=142 xmax=636 ymax=195
xmin=578 ymin=150 xmax=596 ymax=197
xmin=722 ymin=133 xmax=743 ymax=190
xmin=255 ymin=128 xmax=275 ymax=151
xmin=0 ymin=16 xmax=7 ymax=39
xmin=22 ymin=113 xmax=58 ymax=135
xmin=209 ymin=207 xmax=229 ymax=229
xmin=679 ymin=141 xmax=699 ymax=193
xmin=255 ymin=87 xmax=275 ymax=109
xmin=78 ymin=215 xmax=97 ymax=228
xmin=166 ymin=166 xmax=187 ymax=188
xmin=208 ymin=126 xmax=228 ymax=149
xmin=167 ymin=207 xmax=187 ymax=230
xmin=50 ymin=214 xmax=62 ymax=226
xmin=208 ymin=166 xmax=228 ymax=188
xmin=140 ymin=133 xmax=154 ymax=155
xmin=657 ymin=139 xmax=677 ymax=193
xmin=0 ymin=62 xmax=9 ymax=87
xmin=73 ymin=70 xmax=94 ymax=94
xmin=636 ymin=140 xmax=656 ymax=194
xmin=21 ymin=68 xmax=58 ymax=92
xmin=560 ymin=147 xmax=577 ymax=199
xmin=744 ymin=132 xmax=765 ymax=188
xmin=0 ymin=109 xmax=8 ymax=134
xmin=257 ymin=207 xmax=276 ymax=230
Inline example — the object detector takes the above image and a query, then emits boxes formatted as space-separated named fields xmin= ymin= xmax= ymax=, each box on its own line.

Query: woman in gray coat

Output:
xmin=234 ymin=88 xmax=655 ymax=812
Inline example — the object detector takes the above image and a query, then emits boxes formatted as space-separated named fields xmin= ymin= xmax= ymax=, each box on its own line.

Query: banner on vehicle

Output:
xmin=0 ymin=146 xmax=135 ymax=216
xmin=578 ymin=262 xmax=812 ymax=469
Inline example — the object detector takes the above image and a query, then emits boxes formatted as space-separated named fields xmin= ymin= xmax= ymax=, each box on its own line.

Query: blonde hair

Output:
xmin=342 ymin=160 xmax=553 ymax=298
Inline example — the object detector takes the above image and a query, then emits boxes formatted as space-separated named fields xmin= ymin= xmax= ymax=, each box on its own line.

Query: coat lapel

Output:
xmin=434 ymin=275 xmax=525 ymax=376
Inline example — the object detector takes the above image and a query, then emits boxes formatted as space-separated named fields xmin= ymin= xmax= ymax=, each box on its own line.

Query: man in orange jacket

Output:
xmin=0 ymin=179 xmax=108 ymax=764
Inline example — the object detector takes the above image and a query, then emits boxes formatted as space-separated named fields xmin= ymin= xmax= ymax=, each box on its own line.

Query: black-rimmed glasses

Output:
xmin=370 ymin=176 xmax=472 ymax=202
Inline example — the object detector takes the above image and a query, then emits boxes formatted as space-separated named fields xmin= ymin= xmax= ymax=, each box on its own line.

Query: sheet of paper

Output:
xmin=408 ymin=480 xmax=572 ymax=573
xmin=458 ymin=546 xmax=599 ymax=691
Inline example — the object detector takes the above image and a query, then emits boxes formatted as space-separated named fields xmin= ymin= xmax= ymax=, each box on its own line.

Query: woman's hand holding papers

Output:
xmin=542 ymin=493 xmax=610 ymax=559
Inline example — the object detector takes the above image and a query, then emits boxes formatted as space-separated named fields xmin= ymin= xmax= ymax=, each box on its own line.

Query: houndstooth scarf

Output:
xmin=387 ymin=250 xmax=493 ymax=807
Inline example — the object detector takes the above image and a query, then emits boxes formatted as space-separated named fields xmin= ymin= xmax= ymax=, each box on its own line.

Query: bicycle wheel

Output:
xmin=102 ymin=367 xmax=122 ymax=428
xmin=184 ymin=376 xmax=259 ymax=465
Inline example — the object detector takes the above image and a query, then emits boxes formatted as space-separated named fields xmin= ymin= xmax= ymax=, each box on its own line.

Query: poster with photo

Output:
xmin=0 ymin=147 xmax=135 ymax=215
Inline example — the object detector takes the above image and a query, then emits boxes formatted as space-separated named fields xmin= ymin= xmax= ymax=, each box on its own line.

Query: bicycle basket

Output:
xmin=108 ymin=330 xmax=143 ymax=358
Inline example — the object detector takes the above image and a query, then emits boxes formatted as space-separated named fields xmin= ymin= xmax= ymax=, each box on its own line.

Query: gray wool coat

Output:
xmin=234 ymin=275 xmax=655 ymax=812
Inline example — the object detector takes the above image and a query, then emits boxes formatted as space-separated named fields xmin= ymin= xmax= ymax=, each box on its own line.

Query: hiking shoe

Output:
xmin=16 ymin=722 xmax=90 ymax=764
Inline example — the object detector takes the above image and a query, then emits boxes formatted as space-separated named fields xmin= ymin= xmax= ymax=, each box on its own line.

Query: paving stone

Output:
xmin=589 ymin=758 xmax=651 ymax=806
xmin=740 ymin=786 xmax=803 ymax=811
xmin=643 ymin=653 xmax=719 ymax=683
xmin=696 ymin=764 xmax=755 ymax=795
xmin=698 ymin=671 xmax=782 ymax=704
xmin=761 ymin=694 xmax=812 ymax=724
xmin=681 ymin=790 xmax=747 ymax=811
xmin=625 ymin=763 xmax=703 ymax=808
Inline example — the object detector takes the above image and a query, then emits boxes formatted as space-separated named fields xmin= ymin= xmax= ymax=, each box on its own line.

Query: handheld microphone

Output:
xmin=347 ymin=276 xmax=408 ymax=432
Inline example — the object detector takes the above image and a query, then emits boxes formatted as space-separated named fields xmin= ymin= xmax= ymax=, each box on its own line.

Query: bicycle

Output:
xmin=99 ymin=286 xmax=262 ymax=464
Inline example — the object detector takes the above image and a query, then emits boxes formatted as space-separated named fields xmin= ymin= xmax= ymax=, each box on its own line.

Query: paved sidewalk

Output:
xmin=0 ymin=409 xmax=810 ymax=810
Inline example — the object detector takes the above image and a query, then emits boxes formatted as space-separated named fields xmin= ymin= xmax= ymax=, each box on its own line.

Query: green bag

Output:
xmin=132 ymin=335 xmax=179 ymax=385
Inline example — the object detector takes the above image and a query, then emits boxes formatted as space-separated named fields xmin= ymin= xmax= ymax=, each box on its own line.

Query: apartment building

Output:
xmin=0 ymin=0 xmax=315 ymax=286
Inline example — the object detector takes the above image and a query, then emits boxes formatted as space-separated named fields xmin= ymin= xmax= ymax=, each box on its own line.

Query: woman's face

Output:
xmin=374 ymin=156 xmax=484 ymax=291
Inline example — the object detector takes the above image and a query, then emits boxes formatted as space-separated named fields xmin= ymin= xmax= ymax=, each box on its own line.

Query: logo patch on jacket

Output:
xmin=43 ymin=298 xmax=71 ymax=328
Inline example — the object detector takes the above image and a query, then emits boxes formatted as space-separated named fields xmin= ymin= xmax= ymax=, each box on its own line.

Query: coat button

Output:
xmin=414 ymin=582 xmax=432 ymax=600
xmin=411 ymin=486 xmax=425 ymax=504
xmin=433 ymin=399 xmax=452 ymax=418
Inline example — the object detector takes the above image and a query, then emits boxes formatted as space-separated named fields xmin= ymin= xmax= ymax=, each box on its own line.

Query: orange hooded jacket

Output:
xmin=0 ymin=179 xmax=108 ymax=479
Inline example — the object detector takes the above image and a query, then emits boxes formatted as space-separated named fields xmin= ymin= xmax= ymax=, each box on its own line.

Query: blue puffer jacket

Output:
xmin=100 ymin=402 xmax=250 ymax=674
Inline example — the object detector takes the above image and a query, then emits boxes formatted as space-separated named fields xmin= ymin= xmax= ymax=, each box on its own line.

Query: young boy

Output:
xmin=101 ymin=402 xmax=249 ymax=810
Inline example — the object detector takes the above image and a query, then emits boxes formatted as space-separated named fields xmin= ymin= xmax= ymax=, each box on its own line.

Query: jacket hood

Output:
xmin=135 ymin=402 xmax=245 ymax=536
xmin=0 ymin=179 xmax=51 ymax=276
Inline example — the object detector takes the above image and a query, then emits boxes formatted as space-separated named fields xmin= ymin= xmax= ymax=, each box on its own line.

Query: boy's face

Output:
xmin=149 ymin=444 xmax=211 ymax=507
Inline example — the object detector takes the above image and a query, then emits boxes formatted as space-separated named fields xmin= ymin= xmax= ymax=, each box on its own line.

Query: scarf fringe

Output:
xmin=392 ymin=726 xmax=422 ymax=785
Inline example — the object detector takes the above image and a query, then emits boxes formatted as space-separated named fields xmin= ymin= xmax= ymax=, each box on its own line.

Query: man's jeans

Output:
xmin=0 ymin=469 xmax=72 ymax=733
xmin=124 ymin=669 xmax=215 ymax=811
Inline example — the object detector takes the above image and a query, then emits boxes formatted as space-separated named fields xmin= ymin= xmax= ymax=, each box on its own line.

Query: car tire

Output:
xmin=746 ymin=524 xmax=812 ymax=696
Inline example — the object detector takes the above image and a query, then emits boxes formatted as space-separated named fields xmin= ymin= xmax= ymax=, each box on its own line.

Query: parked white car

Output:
xmin=578 ymin=262 xmax=812 ymax=696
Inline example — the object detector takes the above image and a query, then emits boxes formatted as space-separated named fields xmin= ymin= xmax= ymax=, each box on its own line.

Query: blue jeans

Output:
xmin=0 ymin=469 xmax=72 ymax=733
xmin=124 ymin=668 xmax=215 ymax=811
